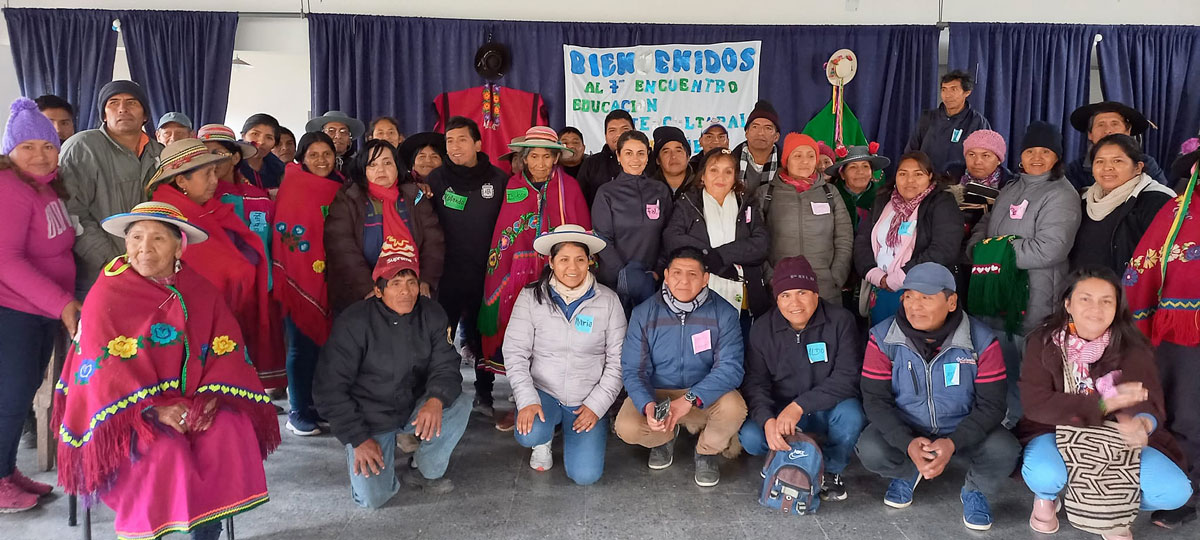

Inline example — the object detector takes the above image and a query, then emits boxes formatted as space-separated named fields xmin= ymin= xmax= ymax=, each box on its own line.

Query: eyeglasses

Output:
xmin=324 ymin=127 xmax=351 ymax=138
xmin=210 ymin=150 xmax=233 ymax=158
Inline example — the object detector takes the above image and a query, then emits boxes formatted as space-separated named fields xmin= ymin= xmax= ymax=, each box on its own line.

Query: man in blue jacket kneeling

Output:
xmin=615 ymin=247 xmax=747 ymax=487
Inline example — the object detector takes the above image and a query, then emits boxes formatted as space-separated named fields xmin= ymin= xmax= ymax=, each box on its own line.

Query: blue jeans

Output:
xmin=1022 ymin=433 xmax=1194 ymax=511
xmin=513 ymin=389 xmax=609 ymax=485
xmin=739 ymin=398 xmax=866 ymax=474
xmin=344 ymin=394 xmax=471 ymax=509
xmin=0 ymin=306 xmax=57 ymax=478
xmin=285 ymin=316 xmax=320 ymax=419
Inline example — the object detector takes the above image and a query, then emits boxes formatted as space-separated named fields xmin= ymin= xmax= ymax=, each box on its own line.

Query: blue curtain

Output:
xmin=309 ymin=14 xmax=938 ymax=160
xmin=949 ymin=23 xmax=1096 ymax=166
xmin=1096 ymin=25 xmax=1200 ymax=171
xmin=3 ymin=8 xmax=118 ymax=130
xmin=120 ymin=10 xmax=237 ymax=127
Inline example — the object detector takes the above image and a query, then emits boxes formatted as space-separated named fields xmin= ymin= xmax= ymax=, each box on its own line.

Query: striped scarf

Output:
xmin=886 ymin=183 xmax=937 ymax=247
xmin=661 ymin=283 xmax=710 ymax=317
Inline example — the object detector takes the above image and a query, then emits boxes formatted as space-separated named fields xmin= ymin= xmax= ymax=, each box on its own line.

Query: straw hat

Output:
xmin=146 ymin=138 xmax=230 ymax=195
xmin=532 ymin=224 xmax=606 ymax=256
xmin=197 ymin=124 xmax=258 ymax=160
xmin=101 ymin=201 xmax=208 ymax=244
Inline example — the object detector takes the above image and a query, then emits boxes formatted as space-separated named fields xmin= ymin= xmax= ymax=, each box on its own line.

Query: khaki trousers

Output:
xmin=614 ymin=389 xmax=747 ymax=456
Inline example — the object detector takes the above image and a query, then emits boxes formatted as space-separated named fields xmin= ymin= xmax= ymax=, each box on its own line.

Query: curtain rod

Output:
xmin=237 ymin=11 xmax=307 ymax=19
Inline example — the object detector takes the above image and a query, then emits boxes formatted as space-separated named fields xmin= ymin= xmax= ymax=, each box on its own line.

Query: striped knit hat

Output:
xmin=146 ymin=138 xmax=230 ymax=195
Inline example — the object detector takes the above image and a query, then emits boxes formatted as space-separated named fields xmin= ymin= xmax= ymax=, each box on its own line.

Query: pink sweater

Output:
xmin=0 ymin=169 xmax=75 ymax=319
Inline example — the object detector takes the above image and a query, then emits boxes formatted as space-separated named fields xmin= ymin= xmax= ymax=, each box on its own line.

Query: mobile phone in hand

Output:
xmin=653 ymin=398 xmax=671 ymax=422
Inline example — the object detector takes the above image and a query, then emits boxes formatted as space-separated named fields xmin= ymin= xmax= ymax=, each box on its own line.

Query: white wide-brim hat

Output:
xmin=101 ymin=201 xmax=209 ymax=244
xmin=532 ymin=224 xmax=606 ymax=256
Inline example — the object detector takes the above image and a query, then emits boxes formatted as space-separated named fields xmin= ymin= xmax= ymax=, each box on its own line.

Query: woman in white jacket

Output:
xmin=503 ymin=225 xmax=627 ymax=484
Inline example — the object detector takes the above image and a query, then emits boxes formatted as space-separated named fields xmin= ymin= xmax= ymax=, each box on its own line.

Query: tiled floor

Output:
xmin=3 ymin=373 xmax=1195 ymax=540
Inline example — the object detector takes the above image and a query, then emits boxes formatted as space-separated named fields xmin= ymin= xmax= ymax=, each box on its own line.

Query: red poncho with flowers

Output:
xmin=1124 ymin=193 xmax=1200 ymax=347
xmin=53 ymin=258 xmax=280 ymax=497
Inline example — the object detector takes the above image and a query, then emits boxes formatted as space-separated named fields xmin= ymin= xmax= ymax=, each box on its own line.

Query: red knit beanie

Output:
xmin=782 ymin=133 xmax=819 ymax=164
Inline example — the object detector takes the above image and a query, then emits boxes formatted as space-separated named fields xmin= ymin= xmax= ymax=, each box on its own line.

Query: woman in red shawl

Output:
xmin=146 ymin=139 xmax=280 ymax=392
xmin=54 ymin=202 xmax=279 ymax=540
xmin=1124 ymin=143 xmax=1200 ymax=528
xmin=478 ymin=126 xmax=591 ymax=378
xmin=271 ymin=132 xmax=343 ymax=436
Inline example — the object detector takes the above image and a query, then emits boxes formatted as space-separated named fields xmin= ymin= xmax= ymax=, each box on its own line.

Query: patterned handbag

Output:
xmin=1054 ymin=421 xmax=1142 ymax=535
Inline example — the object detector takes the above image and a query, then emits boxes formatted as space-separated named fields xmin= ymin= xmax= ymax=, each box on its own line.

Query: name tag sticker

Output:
xmin=691 ymin=329 xmax=712 ymax=354
xmin=899 ymin=221 xmax=915 ymax=236
xmin=506 ymin=187 xmax=529 ymax=203
xmin=806 ymin=342 xmax=828 ymax=363
xmin=574 ymin=314 xmax=594 ymax=333
xmin=442 ymin=191 xmax=468 ymax=211
xmin=951 ymin=128 xmax=964 ymax=143
xmin=1009 ymin=199 xmax=1029 ymax=220
xmin=811 ymin=202 xmax=831 ymax=215
xmin=944 ymin=363 xmax=961 ymax=387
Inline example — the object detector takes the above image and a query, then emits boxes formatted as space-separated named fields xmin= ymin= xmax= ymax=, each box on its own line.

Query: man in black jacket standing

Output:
xmin=905 ymin=71 xmax=991 ymax=174
xmin=426 ymin=116 xmax=510 ymax=428
xmin=738 ymin=256 xmax=865 ymax=501
xmin=315 ymin=243 xmax=471 ymax=509
xmin=576 ymin=109 xmax=634 ymax=206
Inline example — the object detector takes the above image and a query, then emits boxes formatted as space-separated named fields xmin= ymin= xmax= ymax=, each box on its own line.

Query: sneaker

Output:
xmin=285 ymin=411 xmax=321 ymax=436
xmin=961 ymin=488 xmax=994 ymax=531
xmin=313 ymin=412 xmax=331 ymax=430
xmin=1029 ymin=497 xmax=1059 ymax=534
xmin=401 ymin=469 xmax=454 ymax=495
xmin=820 ymin=473 xmax=847 ymax=501
xmin=1152 ymin=503 xmax=1198 ymax=529
xmin=883 ymin=472 xmax=921 ymax=509
xmin=529 ymin=441 xmax=553 ymax=472
xmin=472 ymin=398 xmax=495 ymax=417
xmin=0 ymin=476 xmax=37 ymax=513
xmin=396 ymin=433 xmax=421 ymax=454
xmin=8 ymin=469 xmax=51 ymax=497
xmin=648 ymin=427 xmax=678 ymax=470
xmin=694 ymin=453 xmax=721 ymax=487
xmin=494 ymin=410 xmax=515 ymax=432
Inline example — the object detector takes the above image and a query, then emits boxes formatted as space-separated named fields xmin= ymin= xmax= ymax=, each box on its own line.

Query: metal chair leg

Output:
xmin=225 ymin=517 xmax=235 ymax=540
xmin=82 ymin=506 xmax=92 ymax=540
xmin=68 ymin=493 xmax=77 ymax=526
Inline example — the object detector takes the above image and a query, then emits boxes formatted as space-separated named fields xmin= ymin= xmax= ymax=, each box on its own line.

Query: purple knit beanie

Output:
xmin=961 ymin=129 xmax=1006 ymax=162
xmin=2 ymin=97 xmax=61 ymax=154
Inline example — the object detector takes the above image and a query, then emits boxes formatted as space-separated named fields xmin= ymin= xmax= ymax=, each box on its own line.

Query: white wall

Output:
xmin=0 ymin=0 xmax=1196 ymax=130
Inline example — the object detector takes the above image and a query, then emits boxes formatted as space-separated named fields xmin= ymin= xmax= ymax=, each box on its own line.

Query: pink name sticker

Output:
xmin=691 ymin=329 xmax=712 ymax=354
xmin=1009 ymin=199 xmax=1029 ymax=220
xmin=646 ymin=201 xmax=660 ymax=220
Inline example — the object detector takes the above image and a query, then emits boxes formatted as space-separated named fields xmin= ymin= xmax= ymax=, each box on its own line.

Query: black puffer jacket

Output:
xmin=1068 ymin=176 xmax=1174 ymax=275
xmin=662 ymin=187 xmax=772 ymax=316
xmin=853 ymin=186 xmax=965 ymax=280
xmin=314 ymin=296 xmax=463 ymax=447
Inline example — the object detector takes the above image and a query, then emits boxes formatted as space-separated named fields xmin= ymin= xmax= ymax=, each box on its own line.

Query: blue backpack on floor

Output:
xmin=759 ymin=433 xmax=824 ymax=515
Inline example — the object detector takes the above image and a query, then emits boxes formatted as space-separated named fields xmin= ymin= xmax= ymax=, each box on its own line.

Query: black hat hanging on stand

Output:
xmin=474 ymin=33 xmax=510 ymax=80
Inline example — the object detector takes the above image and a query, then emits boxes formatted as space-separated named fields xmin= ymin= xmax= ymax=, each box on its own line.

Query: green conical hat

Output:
xmin=802 ymin=98 xmax=867 ymax=150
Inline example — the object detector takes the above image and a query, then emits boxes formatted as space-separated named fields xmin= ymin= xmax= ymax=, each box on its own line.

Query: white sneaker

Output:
xmin=530 ymin=442 xmax=553 ymax=472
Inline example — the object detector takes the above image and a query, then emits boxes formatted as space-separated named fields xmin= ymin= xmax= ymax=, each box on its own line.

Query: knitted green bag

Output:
xmin=969 ymin=235 xmax=1029 ymax=333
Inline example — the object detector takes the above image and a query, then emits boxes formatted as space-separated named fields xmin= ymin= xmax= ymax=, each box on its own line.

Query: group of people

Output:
xmin=0 ymin=68 xmax=1197 ymax=540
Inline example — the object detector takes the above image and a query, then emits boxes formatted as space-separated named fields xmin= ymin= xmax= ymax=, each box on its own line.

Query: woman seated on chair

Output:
xmin=53 ymin=202 xmax=280 ymax=540
xmin=1016 ymin=267 xmax=1192 ymax=539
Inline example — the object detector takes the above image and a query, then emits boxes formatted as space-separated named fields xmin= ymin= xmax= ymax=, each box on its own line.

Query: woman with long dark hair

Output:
xmin=504 ymin=225 xmax=625 ymax=483
xmin=324 ymin=138 xmax=444 ymax=315
xmin=854 ymin=151 xmax=964 ymax=325
xmin=0 ymin=97 xmax=76 ymax=512
xmin=592 ymin=130 xmax=673 ymax=311
xmin=1017 ymin=266 xmax=1191 ymax=538
xmin=272 ymin=132 xmax=345 ymax=436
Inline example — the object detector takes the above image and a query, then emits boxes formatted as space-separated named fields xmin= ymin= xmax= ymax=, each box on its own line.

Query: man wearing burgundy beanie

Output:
xmin=738 ymin=255 xmax=865 ymax=502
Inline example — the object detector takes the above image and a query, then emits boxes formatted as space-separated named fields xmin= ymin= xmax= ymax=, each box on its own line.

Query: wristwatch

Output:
xmin=683 ymin=392 xmax=701 ymax=408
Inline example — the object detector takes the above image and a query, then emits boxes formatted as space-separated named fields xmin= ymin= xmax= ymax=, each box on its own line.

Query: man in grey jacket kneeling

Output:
xmin=315 ymin=238 xmax=471 ymax=509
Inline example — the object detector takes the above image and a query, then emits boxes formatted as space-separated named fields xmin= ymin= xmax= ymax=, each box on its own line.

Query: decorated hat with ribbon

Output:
xmin=197 ymin=123 xmax=258 ymax=160
xmin=146 ymin=138 xmax=231 ymax=195
xmin=824 ymin=142 xmax=890 ymax=178
xmin=101 ymin=201 xmax=209 ymax=244
xmin=508 ymin=126 xmax=574 ymax=157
